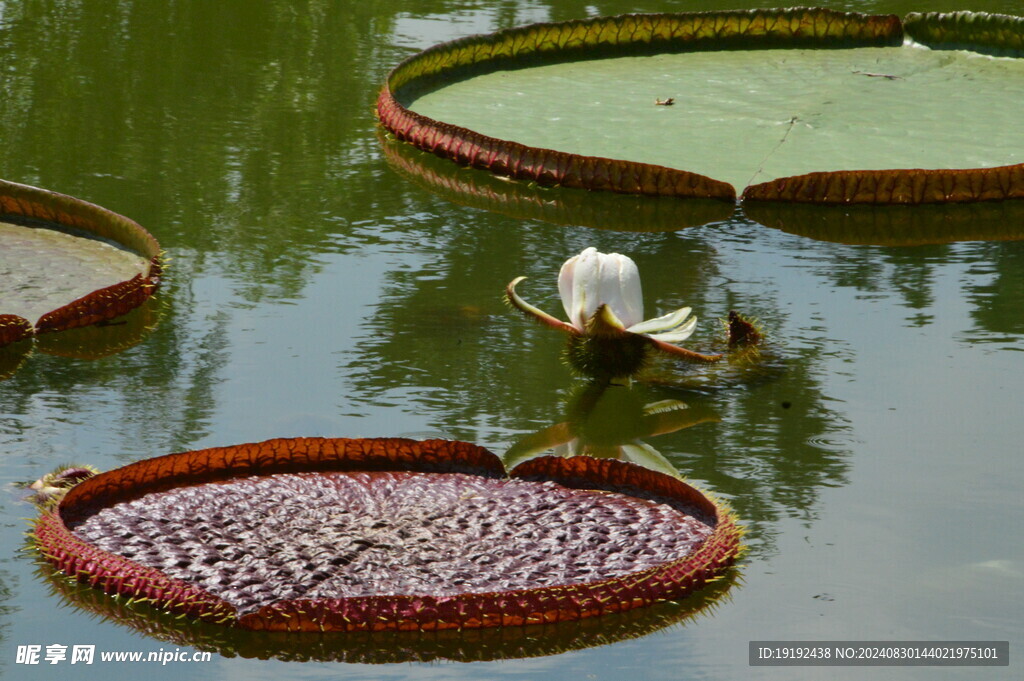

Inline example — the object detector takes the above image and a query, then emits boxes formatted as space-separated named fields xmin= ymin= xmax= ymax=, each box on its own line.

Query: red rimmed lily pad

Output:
xmin=0 ymin=179 xmax=161 ymax=349
xmin=38 ymin=558 xmax=737 ymax=662
xmin=32 ymin=437 xmax=741 ymax=633
xmin=377 ymin=8 xmax=1024 ymax=206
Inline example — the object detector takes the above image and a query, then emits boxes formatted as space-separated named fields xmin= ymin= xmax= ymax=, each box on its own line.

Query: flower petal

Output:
xmin=597 ymin=252 xmax=644 ymax=328
xmin=505 ymin=277 xmax=578 ymax=334
xmin=559 ymin=248 xmax=646 ymax=330
xmin=626 ymin=306 xmax=692 ymax=335
xmin=570 ymin=247 xmax=602 ymax=330
xmin=645 ymin=315 xmax=698 ymax=343
xmin=555 ymin=440 xmax=584 ymax=457
xmin=558 ymin=251 xmax=582 ymax=325
xmin=641 ymin=400 xmax=721 ymax=436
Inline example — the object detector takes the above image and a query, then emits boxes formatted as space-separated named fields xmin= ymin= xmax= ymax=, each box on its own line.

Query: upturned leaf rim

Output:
xmin=376 ymin=8 xmax=1024 ymax=205
xmin=0 ymin=178 xmax=162 ymax=349
xmin=32 ymin=436 xmax=742 ymax=633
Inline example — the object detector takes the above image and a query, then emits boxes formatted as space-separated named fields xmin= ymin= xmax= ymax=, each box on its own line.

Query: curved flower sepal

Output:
xmin=646 ymin=334 xmax=724 ymax=364
xmin=505 ymin=277 xmax=578 ymax=334
xmin=591 ymin=304 xmax=723 ymax=365
xmin=626 ymin=306 xmax=697 ymax=341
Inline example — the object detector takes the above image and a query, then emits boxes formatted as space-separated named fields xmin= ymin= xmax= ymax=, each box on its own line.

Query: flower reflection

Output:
xmin=507 ymin=247 xmax=721 ymax=381
xmin=504 ymin=382 xmax=719 ymax=478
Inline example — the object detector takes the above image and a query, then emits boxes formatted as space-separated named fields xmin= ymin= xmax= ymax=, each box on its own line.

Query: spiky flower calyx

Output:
xmin=23 ymin=464 xmax=100 ymax=509
xmin=726 ymin=310 xmax=763 ymax=348
xmin=564 ymin=321 xmax=651 ymax=381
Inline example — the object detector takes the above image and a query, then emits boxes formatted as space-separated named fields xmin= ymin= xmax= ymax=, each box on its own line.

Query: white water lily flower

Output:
xmin=559 ymin=247 xmax=700 ymax=342
xmin=507 ymin=247 xmax=720 ymax=376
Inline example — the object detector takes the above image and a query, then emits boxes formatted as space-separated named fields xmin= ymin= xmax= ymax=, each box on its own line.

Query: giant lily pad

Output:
xmin=33 ymin=437 xmax=741 ymax=633
xmin=39 ymin=560 xmax=736 ymax=662
xmin=0 ymin=179 xmax=161 ymax=349
xmin=377 ymin=9 xmax=1024 ymax=205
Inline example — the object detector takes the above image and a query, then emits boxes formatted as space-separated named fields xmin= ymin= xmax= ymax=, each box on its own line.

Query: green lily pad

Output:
xmin=0 ymin=221 xmax=149 ymax=324
xmin=378 ymin=9 xmax=1024 ymax=204
xmin=0 ymin=179 xmax=161 ymax=352
xmin=407 ymin=46 xmax=1024 ymax=192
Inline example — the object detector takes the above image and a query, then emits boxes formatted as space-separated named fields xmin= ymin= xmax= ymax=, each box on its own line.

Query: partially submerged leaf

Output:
xmin=0 ymin=221 xmax=148 ymax=324
xmin=35 ymin=297 xmax=162 ymax=360
xmin=0 ymin=314 xmax=33 ymax=347
xmin=0 ymin=179 xmax=162 ymax=352
xmin=906 ymin=11 xmax=1024 ymax=57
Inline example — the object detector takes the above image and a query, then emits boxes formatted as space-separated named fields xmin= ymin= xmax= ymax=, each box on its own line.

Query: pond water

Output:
xmin=1 ymin=1 xmax=1022 ymax=680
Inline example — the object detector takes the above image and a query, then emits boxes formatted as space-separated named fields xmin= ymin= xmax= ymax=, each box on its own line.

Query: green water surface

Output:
xmin=1 ymin=1 xmax=1022 ymax=680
